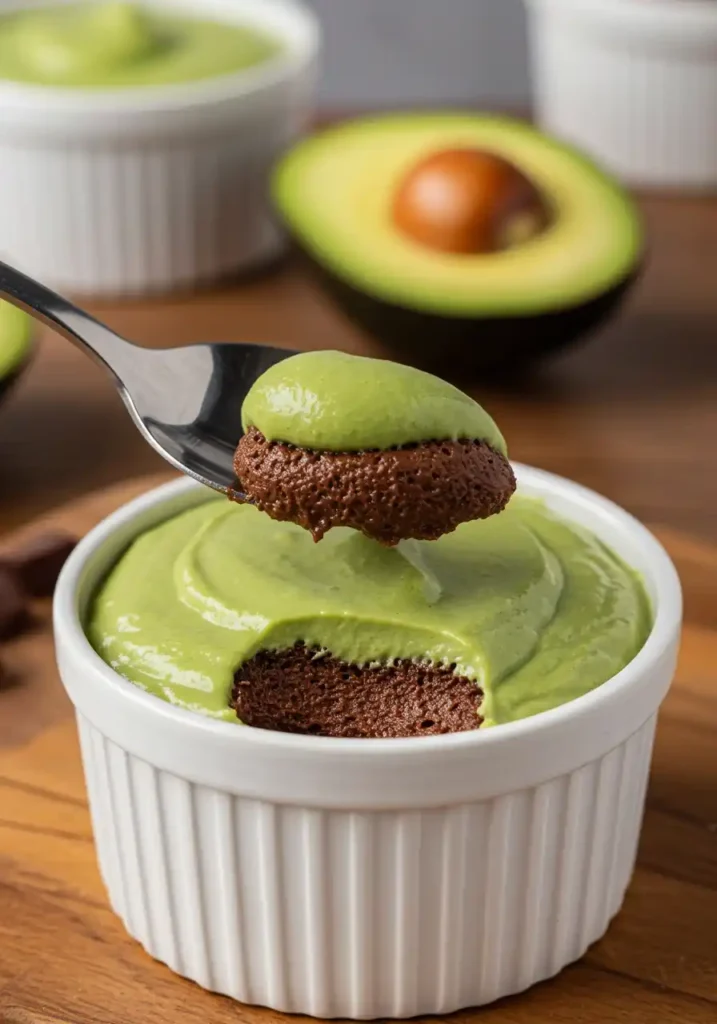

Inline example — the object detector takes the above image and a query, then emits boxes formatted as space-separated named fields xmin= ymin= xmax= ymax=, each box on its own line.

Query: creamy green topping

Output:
xmin=0 ymin=301 xmax=31 ymax=379
xmin=0 ymin=3 xmax=280 ymax=88
xmin=88 ymin=495 xmax=650 ymax=727
xmin=241 ymin=350 xmax=507 ymax=453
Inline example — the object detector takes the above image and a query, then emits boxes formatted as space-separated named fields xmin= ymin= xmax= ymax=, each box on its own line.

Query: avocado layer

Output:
xmin=0 ymin=301 xmax=32 ymax=397
xmin=273 ymin=115 xmax=642 ymax=371
xmin=241 ymin=350 xmax=506 ymax=452
xmin=88 ymin=495 xmax=651 ymax=728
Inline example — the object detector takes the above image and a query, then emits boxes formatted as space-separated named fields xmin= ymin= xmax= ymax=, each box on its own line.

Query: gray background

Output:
xmin=306 ymin=0 xmax=530 ymax=110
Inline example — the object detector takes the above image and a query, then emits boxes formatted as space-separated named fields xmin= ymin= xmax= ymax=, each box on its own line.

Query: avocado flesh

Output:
xmin=273 ymin=114 xmax=642 ymax=319
xmin=0 ymin=301 xmax=32 ymax=385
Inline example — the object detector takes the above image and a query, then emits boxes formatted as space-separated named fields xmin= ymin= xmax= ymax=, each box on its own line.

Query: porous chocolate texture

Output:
xmin=232 ymin=644 xmax=483 ymax=738
xmin=233 ymin=426 xmax=516 ymax=545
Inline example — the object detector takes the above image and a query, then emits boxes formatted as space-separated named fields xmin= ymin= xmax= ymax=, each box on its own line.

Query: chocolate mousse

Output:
xmin=234 ymin=427 xmax=515 ymax=545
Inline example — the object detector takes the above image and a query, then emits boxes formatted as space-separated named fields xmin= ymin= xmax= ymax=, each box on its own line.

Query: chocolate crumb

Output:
xmin=1 ymin=530 xmax=77 ymax=597
xmin=0 ymin=567 xmax=29 ymax=640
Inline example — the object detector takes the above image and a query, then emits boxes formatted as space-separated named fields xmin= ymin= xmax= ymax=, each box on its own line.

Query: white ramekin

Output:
xmin=525 ymin=0 xmax=717 ymax=189
xmin=53 ymin=468 xmax=681 ymax=1019
xmin=0 ymin=0 xmax=319 ymax=295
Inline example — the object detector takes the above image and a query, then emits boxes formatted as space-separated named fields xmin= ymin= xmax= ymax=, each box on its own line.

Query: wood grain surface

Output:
xmin=0 ymin=477 xmax=715 ymax=1024
xmin=0 ymin=194 xmax=716 ymax=544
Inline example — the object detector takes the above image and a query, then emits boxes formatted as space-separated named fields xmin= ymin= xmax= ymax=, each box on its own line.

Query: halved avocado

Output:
xmin=0 ymin=301 xmax=33 ymax=403
xmin=273 ymin=114 xmax=642 ymax=374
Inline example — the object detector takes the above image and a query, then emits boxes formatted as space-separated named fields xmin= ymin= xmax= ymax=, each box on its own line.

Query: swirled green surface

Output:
xmin=88 ymin=495 xmax=650 ymax=728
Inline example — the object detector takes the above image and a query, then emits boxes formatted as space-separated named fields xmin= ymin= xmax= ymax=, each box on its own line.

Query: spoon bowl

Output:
xmin=0 ymin=260 xmax=295 ymax=494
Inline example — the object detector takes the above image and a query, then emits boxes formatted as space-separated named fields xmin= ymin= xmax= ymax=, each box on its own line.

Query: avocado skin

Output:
xmin=303 ymin=251 xmax=638 ymax=376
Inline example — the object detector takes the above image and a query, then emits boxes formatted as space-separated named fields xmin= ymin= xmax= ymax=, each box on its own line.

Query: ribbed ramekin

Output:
xmin=0 ymin=0 xmax=319 ymax=295
xmin=53 ymin=469 xmax=681 ymax=1018
xmin=525 ymin=0 xmax=717 ymax=189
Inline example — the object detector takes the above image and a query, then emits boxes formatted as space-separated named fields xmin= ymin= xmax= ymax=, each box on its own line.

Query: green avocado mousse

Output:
xmin=88 ymin=351 xmax=651 ymax=734
xmin=0 ymin=2 xmax=281 ymax=89
xmin=0 ymin=301 xmax=32 ymax=386
xmin=241 ymin=349 xmax=507 ymax=454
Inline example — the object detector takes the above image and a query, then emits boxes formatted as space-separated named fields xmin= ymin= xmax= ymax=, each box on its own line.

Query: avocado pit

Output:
xmin=392 ymin=148 xmax=549 ymax=255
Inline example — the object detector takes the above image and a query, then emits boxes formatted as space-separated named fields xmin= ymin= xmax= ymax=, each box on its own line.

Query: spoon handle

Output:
xmin=0 ymin=259 xmax=136 ymax=382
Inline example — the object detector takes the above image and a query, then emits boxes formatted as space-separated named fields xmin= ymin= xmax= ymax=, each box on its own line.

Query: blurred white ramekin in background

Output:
xmin=525 ymin=0 xmax=717 ymax=189
xmin=0 ymin=0 xmax=319 ymax=296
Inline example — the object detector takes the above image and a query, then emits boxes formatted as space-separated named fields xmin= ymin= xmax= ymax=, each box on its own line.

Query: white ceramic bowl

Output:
xmin=54 ymin=468 xmax=681 ymax=1019
xmin=525 ymin=0 xmax=717 ymax=189
xmin=0 ymin=0 xmax=319 ymax=295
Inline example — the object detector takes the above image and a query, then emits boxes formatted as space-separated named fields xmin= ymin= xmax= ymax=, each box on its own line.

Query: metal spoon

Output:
xmin=0 ymin=260 xmax=295 ymax=495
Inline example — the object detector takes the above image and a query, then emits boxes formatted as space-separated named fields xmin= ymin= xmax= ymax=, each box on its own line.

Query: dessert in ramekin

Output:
xmin=54 ymin=460 xmax=681 ymax=1017
xmin=0 ymin=0 xmax=319 ymax=295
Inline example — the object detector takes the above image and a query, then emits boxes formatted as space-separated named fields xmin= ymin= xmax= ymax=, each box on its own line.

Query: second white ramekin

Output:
xmin=54 ymin=468 xmax=682 ymax=1018
xmin=525 ymin=0 xmax=717 ymax=189
xmin=0 ymin=0 xmax=319 ymax=295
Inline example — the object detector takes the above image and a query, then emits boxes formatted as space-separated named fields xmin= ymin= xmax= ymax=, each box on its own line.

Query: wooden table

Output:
xmin=1 ymin=193 xmax=717 ymax=1024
